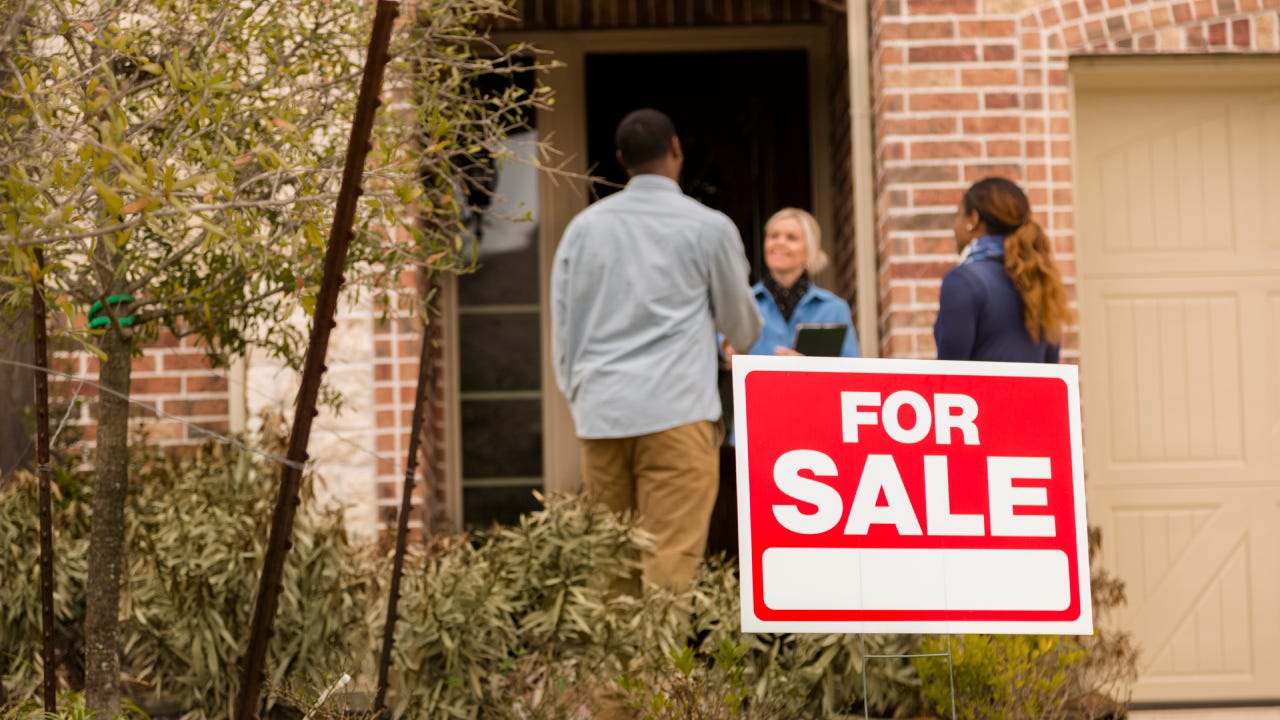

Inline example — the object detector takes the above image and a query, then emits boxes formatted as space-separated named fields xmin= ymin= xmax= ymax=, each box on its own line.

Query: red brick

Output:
xmin=883 ymin=164 xmax=961 ymax=184
xmin=883 ymin=284 xmax=913 ymax=307
xmin=963 ymin=164 xmax=1024 ymax=183
xmin=886 ymin=212 xmax=956 ymax=232
xmin=153 ymin=331 xmax=182 ymax=348
xmin=908 ymin=45 xmax=978 ymax=63
xmin=131 ymin=355 xmax=157 ymax=373
xmin=375 ymin=386 xmax=394 ymax=405
xmin=882 ymin=116 xmax=959 ymax=134
xmin=400 ymin=385 xmax=419 ymax=404
xmin=879 ymin=46 xmax=905 ymax=64
xmin=911 ymin=187 xmax=963 ymax=207
xmin=883 ymin=333 xmax=913 ymax=356
xmin=905 ymin=0 xmax=975 ymax=14
xmin=164 ymin=398 xmax=228 ymax=417
xmin=160 ymin=352 xmax=210 ymax=371
xmin=185 ymin=374 xmax=228 ymax=393
xmin=984 ymin=92 xmax=1020 ymax=109
xmin=910 ymin=139 xmax=981 ymax=160
xmin=1232 ymin=18 xmax=1250 ymax=46
xmin=906 ymin=20 xmax=955 ymax=38
xmin=189 ymin=420 xmax=230 ymax=438
xmin=916 ymin=283 xmax=942 ymax=306
xmin=913 ymin=236 xmax=953 ymax=255
xmin=961 ymin=68 xmax=1020 ymax=86
xmin=963 ymin=115 xmax=1021 ymax=134
xmin=959 ymin=19 xmax=1017 ymax=36
xmin=906 ymin=67 xmax=959 ymax=87
xmin=983 ymin=44 xmax=1017 ymax=61
xmin=909 ymin=92 xmax=981 ymax=112
xmin=374 ymin=363 xmax=393 ymax=381
xmin=986 ymin=139 xmax=1022 ymax=157
xmin=376 ymin=410 xmax=396 ymax=427
xmin=132 ymin=376 xmax=182 ymax=395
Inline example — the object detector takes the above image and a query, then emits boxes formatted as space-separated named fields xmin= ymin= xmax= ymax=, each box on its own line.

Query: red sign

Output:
xmin=732 ymin=356 xmax=1091 ymax=634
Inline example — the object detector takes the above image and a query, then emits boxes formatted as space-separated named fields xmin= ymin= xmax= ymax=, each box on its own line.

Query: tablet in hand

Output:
xmin=792 ymin=323 xmax=847 ymax=357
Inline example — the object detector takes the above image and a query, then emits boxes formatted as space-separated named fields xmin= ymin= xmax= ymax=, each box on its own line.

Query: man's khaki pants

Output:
xmin=581 ymin=420 xmax=720 ymax=592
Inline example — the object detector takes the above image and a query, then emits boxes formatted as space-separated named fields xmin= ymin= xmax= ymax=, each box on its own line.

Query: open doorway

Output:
xmin=584 ymin=50 xmax=812 ymax=281
xmin=584 ymin=50 xmax=813 ymax=556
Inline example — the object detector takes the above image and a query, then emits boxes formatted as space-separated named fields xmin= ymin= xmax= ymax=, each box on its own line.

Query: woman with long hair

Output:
xmin=935 ymin=177 xmax=1068 ymax=362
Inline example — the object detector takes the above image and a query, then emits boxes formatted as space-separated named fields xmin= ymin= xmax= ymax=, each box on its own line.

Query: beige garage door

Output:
xmin=1074 ymin=58 xmax=1280 ymax=704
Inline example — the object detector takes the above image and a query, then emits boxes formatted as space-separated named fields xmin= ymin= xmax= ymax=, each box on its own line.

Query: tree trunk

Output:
xmin=84 ymin=324 xmax=132 ymax=717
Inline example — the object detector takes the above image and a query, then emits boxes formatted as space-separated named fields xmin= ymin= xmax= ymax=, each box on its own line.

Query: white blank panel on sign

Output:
xmin=761 ymin=547 xmax=1070 ymax=612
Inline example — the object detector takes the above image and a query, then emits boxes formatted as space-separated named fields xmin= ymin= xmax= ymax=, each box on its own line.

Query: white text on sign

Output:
xmin=771 ymin=391 xmax=1054 ymax=538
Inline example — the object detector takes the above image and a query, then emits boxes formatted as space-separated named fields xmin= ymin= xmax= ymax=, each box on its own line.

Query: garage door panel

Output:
xmin=1097 ymin=293 xmax=1242 ymax=465
xmin=1076 ymin=61 xmax=1280 ymax=702
xmin=1256 ymin=97 xmax=1280 ymax=251
xmin=1107 ymin=504 xmax=1215 ymax=604
xmin=1080 ymin=90 xmax=1280 ymax=276
xmin=1144 ymin=537 xmax=1250 ymax=677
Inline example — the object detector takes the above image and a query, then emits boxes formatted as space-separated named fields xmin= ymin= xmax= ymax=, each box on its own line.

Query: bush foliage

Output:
xmin=2 ymin=442 xmax=1135 ymax=719
xmin=912 ymin=528 xmax=1139 ymax=720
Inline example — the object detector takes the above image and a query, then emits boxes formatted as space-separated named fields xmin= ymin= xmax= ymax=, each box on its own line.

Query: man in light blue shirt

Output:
xmin=551 ymin=109 xmax=761 ymax=591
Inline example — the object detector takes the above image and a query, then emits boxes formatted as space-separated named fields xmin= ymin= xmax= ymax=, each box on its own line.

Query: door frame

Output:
xmin=438 ymin=26 xmax=835 ymax=524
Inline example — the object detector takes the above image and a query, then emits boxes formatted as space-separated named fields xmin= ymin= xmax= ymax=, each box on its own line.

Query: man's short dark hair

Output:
xmin=615 ymin=109 xmax=676 ymax=168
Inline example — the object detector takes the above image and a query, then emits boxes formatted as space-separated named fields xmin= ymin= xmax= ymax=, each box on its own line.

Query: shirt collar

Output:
xmin=626 ymin=174 xmax=682 ymax=193
xmin=754 ymin=278 xmax=821 ymax=304
xmin=960 ymin=234 xmax=1005 ymax=265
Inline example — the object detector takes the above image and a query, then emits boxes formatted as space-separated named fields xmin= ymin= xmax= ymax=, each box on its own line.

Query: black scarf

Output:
xmin=763 ymin=271 xmax=811 ymax=323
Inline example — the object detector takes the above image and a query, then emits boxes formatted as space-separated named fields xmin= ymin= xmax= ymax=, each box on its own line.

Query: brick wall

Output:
xmin=369 ymin=276 xmax=448 ymax=539
xmin=870 ymin=0 xmax=1280 ymax=359
xmin=51 ymin=332 xmax=230 ymax=449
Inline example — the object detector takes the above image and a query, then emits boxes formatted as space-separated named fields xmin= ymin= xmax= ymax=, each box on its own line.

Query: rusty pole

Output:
xmin=233 ymin=3 xmax=400 ymax=718
xmin=31 ymin=249 xmax=58 ymax=712
xmin=372 ymin=283 xmax=436 ymax=714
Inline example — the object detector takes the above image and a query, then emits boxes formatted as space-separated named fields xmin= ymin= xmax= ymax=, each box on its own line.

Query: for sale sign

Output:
xmin=732 ymin=356 xmax=1091 ymax=635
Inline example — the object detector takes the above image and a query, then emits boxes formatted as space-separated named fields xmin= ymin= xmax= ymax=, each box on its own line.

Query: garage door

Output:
xmin=1074 ymin=58 xmax=1280 ymax=704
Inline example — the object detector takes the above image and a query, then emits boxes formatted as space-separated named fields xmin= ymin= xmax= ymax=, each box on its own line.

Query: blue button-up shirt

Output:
xmin=551 ymin=175 xmax=762 ymax=439
xmin=747 ymin=282 xmax=860 ymax=358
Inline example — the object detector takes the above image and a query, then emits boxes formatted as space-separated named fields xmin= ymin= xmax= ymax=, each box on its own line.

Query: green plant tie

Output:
xmin=87 ymin=293 xmax=137 ymax=329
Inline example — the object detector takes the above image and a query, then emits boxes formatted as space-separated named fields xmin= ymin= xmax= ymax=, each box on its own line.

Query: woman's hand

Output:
xmin=774 ymin=347 xmax=802 ymax=356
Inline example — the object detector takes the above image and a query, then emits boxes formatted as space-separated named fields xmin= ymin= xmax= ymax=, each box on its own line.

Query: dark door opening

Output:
xmin=585 ymin=50 xmax=813 ymax=558
xmin=585 ymin=50 xmax=812 ymax=282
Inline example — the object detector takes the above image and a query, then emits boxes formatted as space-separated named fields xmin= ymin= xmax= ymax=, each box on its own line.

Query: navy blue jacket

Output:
xmin=934 ymin=258 xmax=1059 ymax=363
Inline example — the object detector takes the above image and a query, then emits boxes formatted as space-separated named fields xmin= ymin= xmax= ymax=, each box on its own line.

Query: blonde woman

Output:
xmin=935 ymin=177 xmax=1068 ymax=362
xmin=722 ymin=207 xmax=859 ymax=359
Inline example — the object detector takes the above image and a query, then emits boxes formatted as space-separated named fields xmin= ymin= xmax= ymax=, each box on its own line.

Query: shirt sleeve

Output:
xmin=934 ymin=268 xmax=980 ymax=361
xmin=705 ymin=216 xmax=763 ymax=352
xmin=841 ymin=311 xmax=860 ymax=358
xmin=550 ymin=224 xmax=576 ymax=396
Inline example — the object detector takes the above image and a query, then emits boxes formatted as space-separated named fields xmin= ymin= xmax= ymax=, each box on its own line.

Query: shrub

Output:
xmin=912 ymin=528 xmax=1139 ymax=720
xmin=1 ymin=443 xmax=373 ymax=720
xmin=10 ymin=445 xmax=1096 ymax=719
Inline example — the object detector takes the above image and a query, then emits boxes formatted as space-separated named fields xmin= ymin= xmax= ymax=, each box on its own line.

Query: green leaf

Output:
xmin=91 ymin=177 xmax=124 ymax=216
